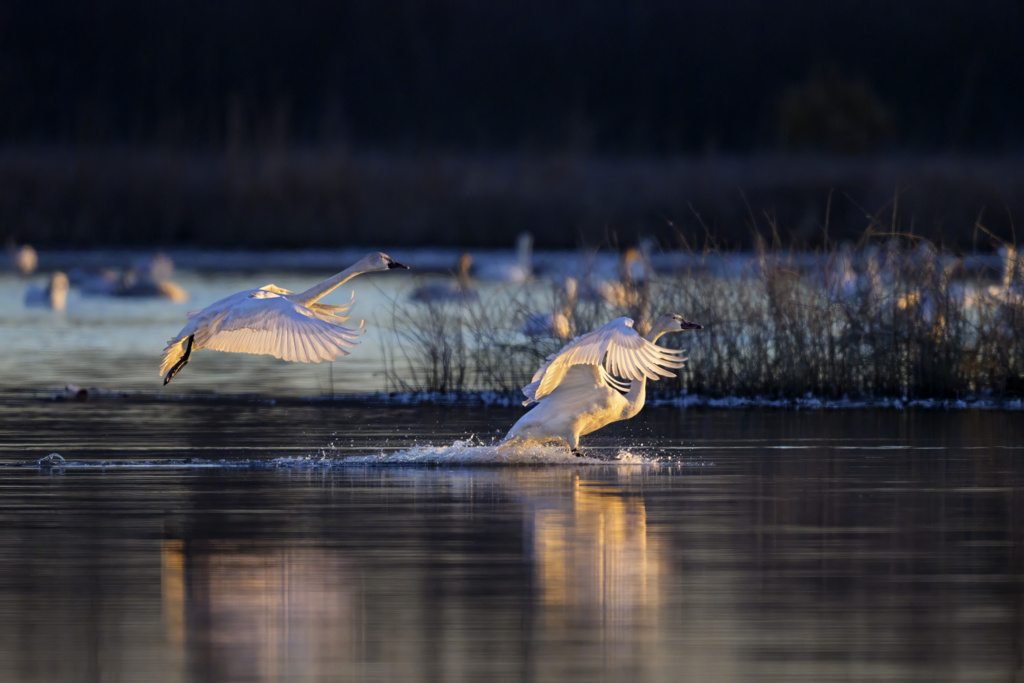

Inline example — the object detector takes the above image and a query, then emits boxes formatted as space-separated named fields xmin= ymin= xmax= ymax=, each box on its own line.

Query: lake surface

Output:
xmin=3 ymin=251 xmax=1022 ymax=681
xmin=1 ymin=399 xmax=1021 ymax=682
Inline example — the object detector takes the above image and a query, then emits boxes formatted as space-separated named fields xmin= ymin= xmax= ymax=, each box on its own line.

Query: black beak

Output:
xmin=680 ymin=320 xmax=703 ymax=330
xmin=387 ymin=259 xmax=410 ymax=270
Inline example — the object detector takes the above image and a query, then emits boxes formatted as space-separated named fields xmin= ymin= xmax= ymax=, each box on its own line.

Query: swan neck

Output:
xmin=291 ymin=264 xmax=365 ymax=307
xmin=623 ymin=324 xmax=669 ymax=415
xmin=644 ymin=326 xmax=668 ymax=344
xmin=623 ymin=375 xmax=648 ymax=417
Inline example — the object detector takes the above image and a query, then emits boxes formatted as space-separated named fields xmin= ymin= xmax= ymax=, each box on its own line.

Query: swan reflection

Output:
xmin=160 ymin=469 xmax=684 ymax=680
xmin=529 ymin=474 xmax=664 ymax=629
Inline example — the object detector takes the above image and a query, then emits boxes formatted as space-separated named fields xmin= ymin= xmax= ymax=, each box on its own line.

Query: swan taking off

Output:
xmin=501 ymin=313 xmax=702 ymax=453
xmin=159 ymin=251 xmax=408 ymax=385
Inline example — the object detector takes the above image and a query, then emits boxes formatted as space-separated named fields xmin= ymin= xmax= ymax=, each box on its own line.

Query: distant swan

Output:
xmin=477 ymin=232 xmax=533 ymax=282
xmin=7 ymin=241 xmax=37 ymax=275
xmin=73 ymin=253 xmax=188 ymax=301
xmin=523 ymin=277 xmax=577 ymax=339
xmin=24 ymin=271 xmax=69 ymax=311
xmin=988 ymin=245 xmax=1023 ymax=307
xmin=159 ymin=251 xmax=408 ymax=385
xmin=579 ymin=247 xmax=648 ymax=307
xmin=409 ymin=253 xmax=478 ymax=303
xmin=500 ymin=313 xmax=703 ymax=453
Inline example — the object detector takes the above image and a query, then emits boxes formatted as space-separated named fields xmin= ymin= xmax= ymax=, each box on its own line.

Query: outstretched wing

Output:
xmin=194 ymin=290 xmax=364 ymax=363
xmin=522 ymin=364 xmax=629 ymax=407
xmin=523 ymin=317 xmax=683 ymax=404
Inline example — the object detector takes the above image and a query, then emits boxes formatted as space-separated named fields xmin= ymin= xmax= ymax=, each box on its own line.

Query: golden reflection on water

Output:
xmin=531 ymin=474 xmax=662 ymax=630
xmin=157 ymin=470 xmax=685 ymax=681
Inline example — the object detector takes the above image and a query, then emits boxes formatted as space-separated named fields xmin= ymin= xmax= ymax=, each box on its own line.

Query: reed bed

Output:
xmin=381 ymin=241 xmax=1024 ymax=401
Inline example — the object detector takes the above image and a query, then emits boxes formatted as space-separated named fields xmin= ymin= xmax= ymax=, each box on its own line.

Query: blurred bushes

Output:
xmin=1 ymin=149 xmax=1021 ymax=250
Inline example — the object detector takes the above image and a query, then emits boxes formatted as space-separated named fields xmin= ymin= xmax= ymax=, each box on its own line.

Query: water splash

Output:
xmin=342 ymin=439 xmax=653 ymax=466
xmin=2 ymin=441 xmax=657 ymax=471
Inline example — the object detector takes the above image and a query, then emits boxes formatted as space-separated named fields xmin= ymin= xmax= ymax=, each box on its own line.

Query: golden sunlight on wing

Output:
xmin=195 ymin=294 xmax=363 ymax=363
xmin=529 ymin=317 xmax=684 ymax=403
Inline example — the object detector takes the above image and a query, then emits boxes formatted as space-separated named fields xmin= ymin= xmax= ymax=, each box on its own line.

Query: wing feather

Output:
xmin=196 ymin=293 xmax=361 ymax=362
xmin=527 ymin=317 xmax=686 ymax=403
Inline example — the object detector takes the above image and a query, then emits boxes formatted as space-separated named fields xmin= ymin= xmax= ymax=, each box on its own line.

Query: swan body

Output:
xmin=523 ymin=311 xmax=572 ymax=339
xmin=501 ymin=313 xmax=702 ymax=452
xmin=114 ymin=268 xmax=190 ymax=302
xmin=24 ymin=271 xmax=69 ymax=311
xmin=987 ymin=245 xmax=1024 ymax=307
xmin=523 ymin=277 xmax=577 ymax=339
xmin=8 ymin=242 xmax=38 ymax=275
xmin=159 ymin=251 xmax=408 ymax=384
xmin=410 ymin=253 xmax=478 ymax=303
xmin=478 ymin=232 xmax=533 ymax=282
xmin=578 ymin=248 xmax=648 ymax=307
xmin=72 ymin=253 xmax=188 ymax=301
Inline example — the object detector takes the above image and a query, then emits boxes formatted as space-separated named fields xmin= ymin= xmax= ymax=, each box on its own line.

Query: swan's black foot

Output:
xmin=164 ymin=335 xmax=194 ymax=385
xmin=571 ymin=448 xmax=586 ymax=458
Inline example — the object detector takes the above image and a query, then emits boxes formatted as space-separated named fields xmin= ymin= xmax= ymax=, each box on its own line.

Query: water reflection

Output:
xmin=0 ymin=406 xmax=1022 ymax=682
xmin=151 ymin=468 xmax=687 ymax=681
xmin=161 ymin=541 xmax=360 ymax=682
xmin=528 ymin=473 xmax=663 ymax=627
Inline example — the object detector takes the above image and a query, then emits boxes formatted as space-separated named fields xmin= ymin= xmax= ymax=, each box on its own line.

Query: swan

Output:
xmin=24 ymin=271 xmax=69 ymax=311
xmin=7 ymin=241 xmax=37 ymax=275
xmin=159 ymin=251 xmax=408 ymax=385
xmin=579 ymin=247 xmax=649 ymax=308
xmin=114 ymin=267 xmax=190 ymax=302
xmin=72 ymin=253 xmax=188 ymax=301
xmin=409 ymin=253 xmax=478 ymax=303
xmin=523 ymin=277 xmax=577 ymax=339
xmin=987 ymin=245 xmax=1023 ymax=307
xmin=500 ymin=313 xmax=703 ymax=453
xmin=477 ymin=232 xmax=533 ymax=282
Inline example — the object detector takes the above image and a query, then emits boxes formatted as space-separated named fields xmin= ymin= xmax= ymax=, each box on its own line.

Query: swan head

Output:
xmin=361 ymin=251 xmax=409 ymax=271
xmin=652 ymin=313 xmax=703 ymax=335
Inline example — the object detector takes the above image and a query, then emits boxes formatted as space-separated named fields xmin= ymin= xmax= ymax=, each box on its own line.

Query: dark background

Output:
xmin=1 ymin=0 xmax=1022 ymax=249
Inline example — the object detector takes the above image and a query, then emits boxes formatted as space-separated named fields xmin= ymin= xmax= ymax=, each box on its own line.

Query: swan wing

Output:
xmin=309 ymin=290 xmax=357 ymax=324
xmin=194 ymin=291 xmax=363 ymax=363
xmin=527 ymin=317 xmax=684 ymax=402
xmin=522 ymin=364 xmax=629 ymax=406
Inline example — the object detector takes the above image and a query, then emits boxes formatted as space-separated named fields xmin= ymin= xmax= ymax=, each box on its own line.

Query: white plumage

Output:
xmin=24 ymin=271 xmax=69 ymax=312
xmin=159 ymin=251 xmax=408 ymax=384
xmin=501 ymin=314 xmax=702 ymax=453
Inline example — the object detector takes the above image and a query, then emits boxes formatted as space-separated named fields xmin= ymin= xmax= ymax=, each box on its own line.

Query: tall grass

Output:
xmin=381 ymin=241 xmax=1024 ymax=401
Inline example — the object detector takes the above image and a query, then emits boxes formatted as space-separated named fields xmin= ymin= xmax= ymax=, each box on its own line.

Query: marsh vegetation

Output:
xmin=382 ymin=240 xmax=1024 ymax=401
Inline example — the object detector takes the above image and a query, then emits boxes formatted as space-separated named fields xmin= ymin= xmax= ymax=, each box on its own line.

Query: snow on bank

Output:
xmin=374 ymin=391 xmax=1024 ymax=411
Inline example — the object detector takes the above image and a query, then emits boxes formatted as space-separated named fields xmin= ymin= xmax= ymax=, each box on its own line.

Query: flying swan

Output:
xmin=500 ymin=313 xmax=703 ymax=453
xmin=159 ymin=251 xmax=408 ymax=385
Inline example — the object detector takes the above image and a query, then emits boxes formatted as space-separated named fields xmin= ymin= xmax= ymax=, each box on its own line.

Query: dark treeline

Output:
xmin=2 ymin=0 xmax=1022 ymax=154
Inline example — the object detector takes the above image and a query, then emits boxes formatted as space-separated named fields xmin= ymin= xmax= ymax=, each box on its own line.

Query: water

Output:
xmin=1 ymin=399 xmax=1022 ymax=682
xmin=3 ymin=251 xmax=1023 ymax=680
